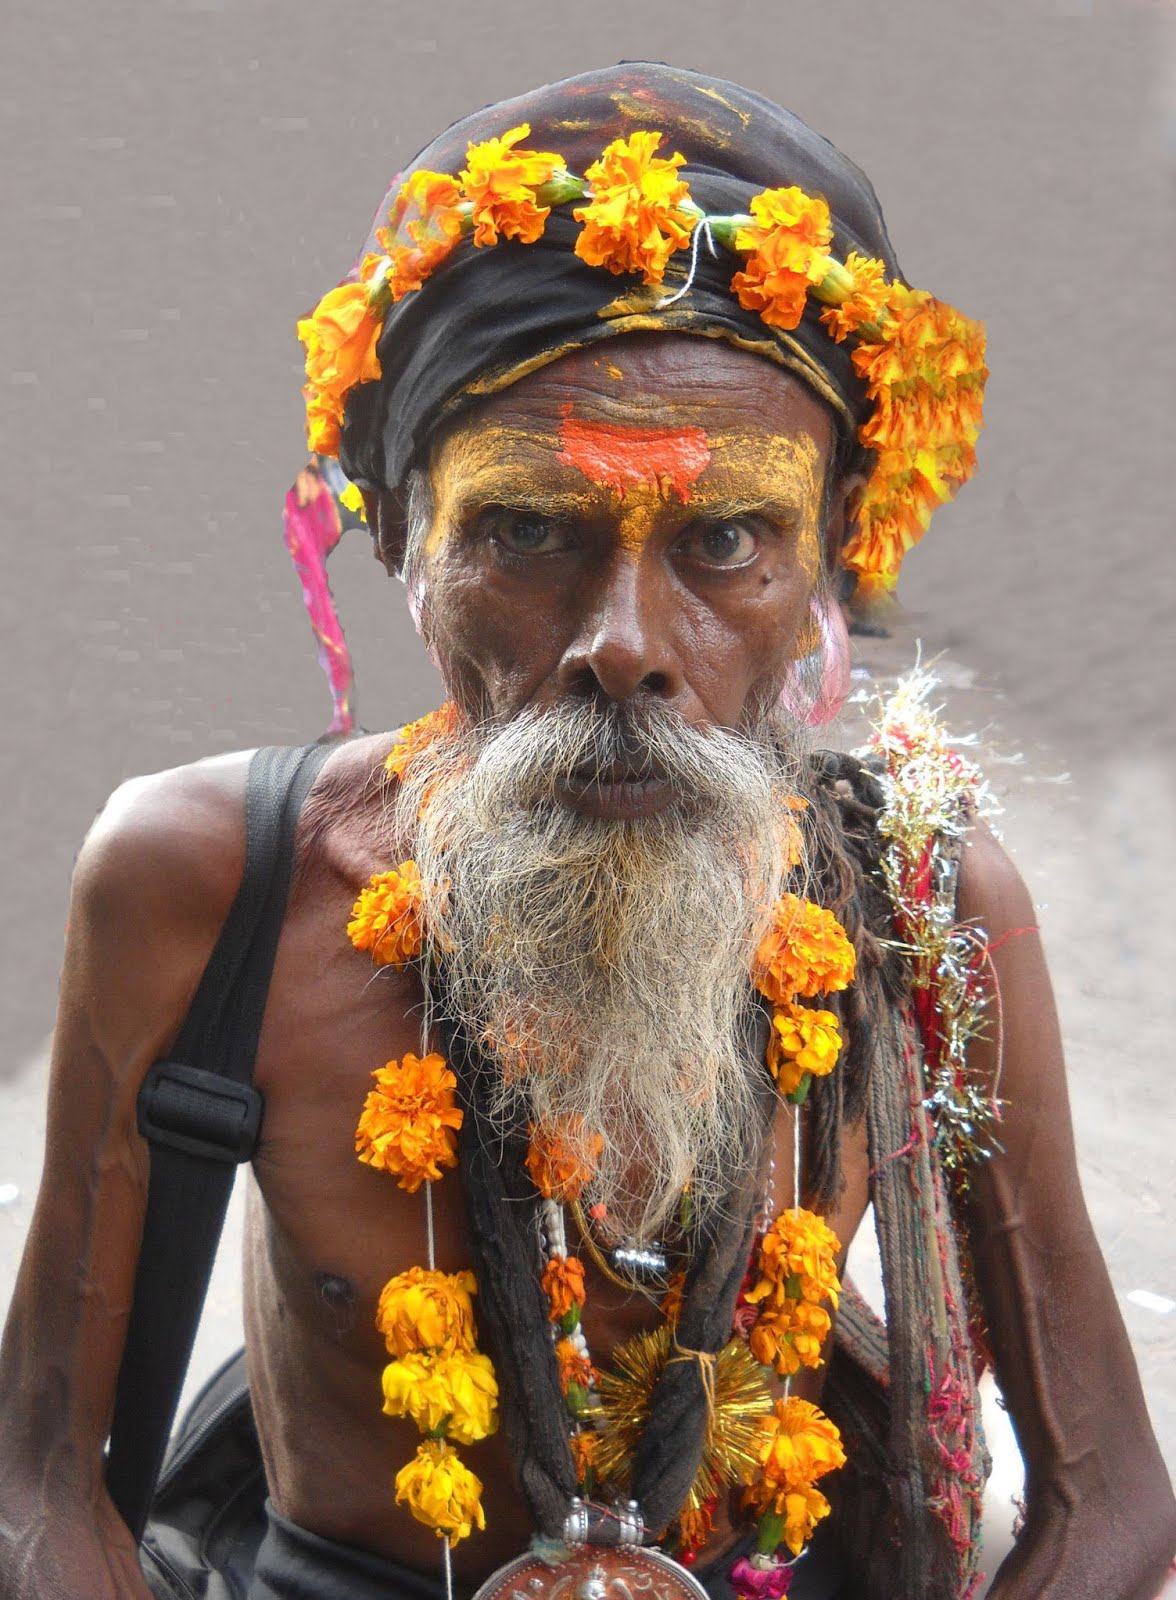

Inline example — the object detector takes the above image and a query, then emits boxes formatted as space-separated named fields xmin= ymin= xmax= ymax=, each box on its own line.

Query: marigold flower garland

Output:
xmin=348 ymin=711 xmax=855 ymax=1587
xmin=350 ymin=859 xmax=497 ymax=1549
xmin=298 ymin=125 xmax=986 ymax=598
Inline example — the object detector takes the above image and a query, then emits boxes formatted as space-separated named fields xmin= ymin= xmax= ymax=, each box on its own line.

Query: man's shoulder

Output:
xmin=80 ymin=733 xmax=400 ymax=923
xmin=75 ymin=749 xmax=259 ymax=957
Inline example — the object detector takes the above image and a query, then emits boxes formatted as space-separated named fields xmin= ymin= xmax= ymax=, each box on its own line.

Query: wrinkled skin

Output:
xmin=0 ymin=336 xmax=1172 ymax=1600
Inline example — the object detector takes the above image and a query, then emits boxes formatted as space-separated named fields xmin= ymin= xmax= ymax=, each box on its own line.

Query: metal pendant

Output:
xmin=470 ymin=1545 xmax=712 ymax=1600
xmin=609 ymin=1242 xmax=669 ymax=1285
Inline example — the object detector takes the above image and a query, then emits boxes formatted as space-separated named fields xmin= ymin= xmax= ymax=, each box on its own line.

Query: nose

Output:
xmin=556 ymin=555 xmax=683 ymax=703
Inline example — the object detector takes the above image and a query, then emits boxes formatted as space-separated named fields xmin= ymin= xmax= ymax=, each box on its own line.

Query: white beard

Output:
xmin=395 ymin=699 xmax=809 ymax=1241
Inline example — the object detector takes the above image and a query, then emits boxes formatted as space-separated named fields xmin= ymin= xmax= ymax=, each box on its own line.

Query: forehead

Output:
xmin=427 ymin=334 xmax=836 ymax=498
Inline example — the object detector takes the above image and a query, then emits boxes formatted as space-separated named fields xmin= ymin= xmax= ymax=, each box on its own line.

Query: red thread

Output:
xmin=987 ymin=924 xmax=1039 ymax=955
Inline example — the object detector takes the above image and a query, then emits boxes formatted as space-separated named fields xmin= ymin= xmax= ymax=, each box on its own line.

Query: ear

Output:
xmin=364 ymin=488 xmax=409 ymax=575
xmin=822 ymin=470 xmax=867 ymax=575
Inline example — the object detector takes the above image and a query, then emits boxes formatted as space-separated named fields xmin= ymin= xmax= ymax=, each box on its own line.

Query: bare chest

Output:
xmin=237 ymin=813 xmax=871 ymax=1572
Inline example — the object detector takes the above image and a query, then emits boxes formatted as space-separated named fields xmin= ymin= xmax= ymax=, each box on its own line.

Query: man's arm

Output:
xmin=0 ymin=755 xmax=250 ymax=1600
xmin=958 ymin=820 xmax=1176 ymax=1600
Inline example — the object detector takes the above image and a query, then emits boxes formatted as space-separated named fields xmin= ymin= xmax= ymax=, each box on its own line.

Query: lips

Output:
xmin=557 ymin=761 xmax=674 ymax=819
xmin=571 ymin=759 xmax=667 ymax=785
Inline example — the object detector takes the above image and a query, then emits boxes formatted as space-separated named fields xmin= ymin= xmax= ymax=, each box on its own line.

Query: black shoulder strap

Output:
xmin=106 ymin=740 xmax=333 ymax=1543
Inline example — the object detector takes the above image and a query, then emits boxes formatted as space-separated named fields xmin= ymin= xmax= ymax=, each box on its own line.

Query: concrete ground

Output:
xmin=2 ymin=618 xmax=1172 ymax=1594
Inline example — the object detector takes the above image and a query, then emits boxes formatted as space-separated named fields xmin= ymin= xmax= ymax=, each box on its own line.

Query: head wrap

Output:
xmin=337 ymin=63 xmax=904 ymax=495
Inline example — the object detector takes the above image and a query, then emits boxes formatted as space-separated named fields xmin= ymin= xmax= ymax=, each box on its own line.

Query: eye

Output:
xmin=678 ymin=519 xmax=760 ymax=567
xmin=478 ymin=507 xmax=574 ymax=556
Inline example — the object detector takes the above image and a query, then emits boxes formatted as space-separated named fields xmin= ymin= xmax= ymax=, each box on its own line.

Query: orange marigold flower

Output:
xmin=753 ymin=894 xmax=855 ymax=1004
xmin=766 ymin=1002 xmax=842 ymax=1097
xmin=460 ymin=122 xmax=564 ymax=247
xmin=747 ymin=1207 xmax=842 ymax=1312
xmin=525 ymin=1118 xmax=604 ymax=1202
xmin=819 ymin=251 xmax=890 ymax=343
xmin=743 ymin=1398 xmax=845 ymax=1554
xmin=375 ymin=1265 xmax=478 ymax=1356
xmin=346 ymin=861 xmax=425 ymax=966
xmin=570 ymin=1428 xmax=598 ymax=1485
xmin=304 ymin=385 xmax=342 ymax=456
xmin=355 ymin=1052 xmax=462 ymax=1192
xmin=297 ymin=280 xmax=384 ymax=395
xmin=555 ymin=1336 xmax=596 ymax=1394
xmin=376 ymin=170 xmax=465 ymax=302
xmin=573 ymin=130 xmax=695 ymax=287
xmin=384 ymin=703 xmax=460 ymax=782
xmin=748 ymin=1295 xmax=833 ymax=1376
xmin=730 ymin=186 xmax=833 ymax=331
xmin=541 ymin=1254 xmax=587 ymax=1323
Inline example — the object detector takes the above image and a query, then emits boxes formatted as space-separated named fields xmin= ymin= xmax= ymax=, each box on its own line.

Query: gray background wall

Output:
xmin=2 ymin=0 xmax=1174 ymax=1067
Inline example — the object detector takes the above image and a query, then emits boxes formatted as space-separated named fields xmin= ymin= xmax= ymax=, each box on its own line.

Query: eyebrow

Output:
xmin=447 ymin=475 xmax=810 ymax=528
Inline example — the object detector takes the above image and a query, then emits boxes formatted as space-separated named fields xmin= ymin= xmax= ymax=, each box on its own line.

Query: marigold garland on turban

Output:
xmin=729 ymin=186 xmax=834 ymax=331
xmin=573 ymin=129 xmax=697 ymax=286
xmin=298 ymin=126 xmax=986 ymax=597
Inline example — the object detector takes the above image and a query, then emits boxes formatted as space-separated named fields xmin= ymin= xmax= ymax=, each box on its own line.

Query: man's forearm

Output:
xmin=0 ymin=1486 xmax=155 ymax=1600
xmin=984 ymin=1476 xmax=1176 ymax=1600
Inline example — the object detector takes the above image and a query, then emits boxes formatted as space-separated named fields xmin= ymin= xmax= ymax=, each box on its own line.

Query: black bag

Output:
xmin=104 ymin=742 xmax=334 ymax=1600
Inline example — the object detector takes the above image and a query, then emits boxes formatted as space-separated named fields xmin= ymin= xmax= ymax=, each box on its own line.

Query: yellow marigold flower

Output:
xmin=753 ymin=894 xmax=855 ymax=1004
xmin=355 ymin=1052 xmax=462 ymax=1192
xmin=730 ymin=186 xmax=833 ymax=331
xmin=376 ymin=170 xmax=465 ymax=303
xmin=346 ymin=862 xmax=425 ymax=967
xmin=540 ymin=1255 xmax=587 ymax=1322
xmin=570 ymin=1427 xmax=598 ymax=1485
xmin=304 ymin=385 xmax=342 ymax=457
xmin=384 ymin=703 xmax=459 ymax=781
xmin=394 ymin=1439 xmax=486 ymax=1547
xmin=555 ymin=1336 xmax=596 ymax=1394
xmin=766 ymin=1002 xmax=842 ymax=1097
xmin=748 ymin=1295 xmax=832 ymax=1376
xmin=747 ymin=1207 xmax=842 ymax=1312
xmin=460 ymin=123 xmax=564 ymax=247
xmin=781 ymin=1484 xmax=835 ymax=1557
xmin=376 ymin=1266 xmax=477 ymax=1356
xmin=381 ymin=1348 xmax=499 ymax=1445
xmin=525 ymin=1118 xmax=604 ymax=1202
xmin=573 ymin=130 xmax=695 ymax=287
xmin=743 ymin=1398 xmax=845 ymax=1553
xmin=819 ymin=251 xmax=890 ymax=343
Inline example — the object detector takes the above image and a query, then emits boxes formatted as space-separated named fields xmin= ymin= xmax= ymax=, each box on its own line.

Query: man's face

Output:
xmin=412 ymin=333 xmax=839 ymax=814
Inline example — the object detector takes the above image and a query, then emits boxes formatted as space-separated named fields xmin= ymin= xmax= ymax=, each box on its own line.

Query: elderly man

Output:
xmin=1 ymin=63 xmax=1172 ymax=1600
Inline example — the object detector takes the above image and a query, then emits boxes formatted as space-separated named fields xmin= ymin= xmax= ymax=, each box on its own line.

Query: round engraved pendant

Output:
xmin=471 ymin=1546 xmax=712 ymax=1600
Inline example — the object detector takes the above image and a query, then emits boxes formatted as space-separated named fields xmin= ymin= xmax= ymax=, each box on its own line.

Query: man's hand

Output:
xmin=0 ymin=754 xmax=251 ymax=1600
xmin=958 ymin=821 xmax=1176 ymax=1600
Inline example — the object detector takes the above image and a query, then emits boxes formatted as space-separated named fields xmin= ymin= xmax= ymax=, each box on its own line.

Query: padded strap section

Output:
xmin=107 ymin=741 xmax=333 ymax=1543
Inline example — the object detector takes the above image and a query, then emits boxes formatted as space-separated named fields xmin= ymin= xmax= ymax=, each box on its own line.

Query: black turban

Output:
xmin=338 ymin=63 xmax=903 ymax=494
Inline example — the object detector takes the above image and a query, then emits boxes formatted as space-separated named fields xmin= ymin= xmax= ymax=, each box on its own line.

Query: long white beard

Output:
xmin=394 ymin=699 xmax=809 ymax=1241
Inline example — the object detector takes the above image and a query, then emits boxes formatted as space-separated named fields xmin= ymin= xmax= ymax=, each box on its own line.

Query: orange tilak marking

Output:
xmin=557 ymin=410 xmax=712 ymax=506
